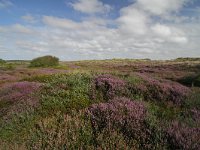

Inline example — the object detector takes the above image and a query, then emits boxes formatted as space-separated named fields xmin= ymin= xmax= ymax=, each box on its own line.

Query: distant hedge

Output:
xmin=175 ymin=57 xmax=200 ymax=61
xmin=30 ymin=55 xmax=59 ymax=67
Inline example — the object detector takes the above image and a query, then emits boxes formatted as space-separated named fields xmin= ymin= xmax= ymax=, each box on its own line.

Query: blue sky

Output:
xmin=0 ymin=0 xmax=200 ymax=60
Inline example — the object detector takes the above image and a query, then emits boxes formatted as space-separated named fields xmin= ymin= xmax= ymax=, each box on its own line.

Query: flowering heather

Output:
xmin=87 ymin=97 xmax=159 ymax=148
xmin=0 ymin=74 xmax=18 ymax=84
xmin=166 ymin=121 xmax=200 ymax=150
xmin=91 ymin=74 xmax=126 ymax=100
xmin=189 ymin=109 xmax=200 ymax=125
xmin=1 ymin=81 xmax=41 ymax=107
xmin=0 ymin=81 xmax=42 ymax=120
xmin=132 ymin=73 xmax=191 ymax=105
xmin=87 ymin=97 xmax=146 ymax=130
xmin=0 ymin=81 xmax=41 ymax=102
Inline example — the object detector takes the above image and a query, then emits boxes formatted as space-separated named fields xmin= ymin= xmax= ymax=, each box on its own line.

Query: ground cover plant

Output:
xmin=0 ymin=58 xmax=199 ymax=149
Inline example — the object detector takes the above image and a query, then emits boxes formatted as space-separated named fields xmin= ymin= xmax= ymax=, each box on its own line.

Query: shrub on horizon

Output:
xmin=0 ymin=59 xmax=6 ymax=64
xmin=29 ymin=55 xmax=59 ymax=67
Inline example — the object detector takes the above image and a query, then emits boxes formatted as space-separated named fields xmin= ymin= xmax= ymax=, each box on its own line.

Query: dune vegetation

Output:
xmin=0 ymin=57 xmax=200 ymax=149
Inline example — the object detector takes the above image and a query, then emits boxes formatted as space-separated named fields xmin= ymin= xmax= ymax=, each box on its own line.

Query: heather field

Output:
xmin=0 ymin=58 xmax=200 ymax=149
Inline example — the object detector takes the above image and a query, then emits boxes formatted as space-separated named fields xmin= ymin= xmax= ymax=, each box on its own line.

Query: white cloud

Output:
xmin=151 ymin=23 xmax=188 ymax=44
xmin=118 ymin=6 xmax=149 ymax=35
xmin=136 ymin=0 xmax=189 ymax=15
xmin=152 ymin=24 xmax=172 ymax=37
xmin=21 ymin=14 xmax=37 ymax=24
xmin=0 ymin=24 xmax=33 ymax=34
xmin=12 ymin=24 xmax=33 ymax=34
xmin=42 ymin=15 xmax=111 ymax=32
xmin=0 ymin=0 xmax=13 ymax=9
xmin=69 ymin=0 xmax=111 ymax=14
xmin=16 ymin=40 xmax=49 ymax=52
xmin=170 ymin=36 xmax=188 ymax=44
xmin=43 ymin=16 xmax=81 ymax=29
xmin=117 ymin=0 xmax=189 ymax=45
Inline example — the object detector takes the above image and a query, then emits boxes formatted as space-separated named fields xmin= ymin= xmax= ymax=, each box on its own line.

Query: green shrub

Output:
xmin=178 ymin=74 xmax=200 ymax=87
xmin=29 ymin=55 xmax=59 ymax=67
xmin=33 ymin=73 xmax=93 ymax=115
xmin=0 ymin=59 xmax=6 ymax=64
xmin=0 ymin=63 xmax=15 ymax=70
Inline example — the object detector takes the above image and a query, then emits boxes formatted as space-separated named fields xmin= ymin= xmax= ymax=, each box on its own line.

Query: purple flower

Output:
xmin=0 ymin=81 xmax=42 ymax=121
xmin=166 ymin=121 xmax=200 ymax=150
xmin=0 ymin=81 xmax=41 ymax=102
xmin=132 ymin=73 xmax=191 ymax=105
xmin=87 ymin=97 xmax=156 ymax=148
xmin=188 ymin=109 xmax=200 ymax=125
xmin=91 ymin=74 xmax=126 ymax=100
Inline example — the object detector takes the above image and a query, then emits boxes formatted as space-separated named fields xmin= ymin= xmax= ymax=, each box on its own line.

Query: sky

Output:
xmin=0 ymin=0 xmax=200 ymax=60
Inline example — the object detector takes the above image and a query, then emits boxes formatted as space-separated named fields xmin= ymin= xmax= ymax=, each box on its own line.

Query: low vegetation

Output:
xmin=29 ymin=55 xmax=59 ymax=67
xmin=0 ymin=59 xmax=6 ymax=64
xmin=0 ymin=59 xmax=16 ymax=70
xmin=0 ymin=57 xmax=199 ymax=149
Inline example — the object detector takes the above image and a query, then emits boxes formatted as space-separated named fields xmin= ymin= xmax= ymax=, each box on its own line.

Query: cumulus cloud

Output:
xmin=69 ymin=0 xmax=111 ymax=14
xmin=152 ymin=24 xmax=172 ymax=37
xmin=118 ymin=6 xmax=149 ymax=35
xmin=136 ymin=0 xmax=189 ymax=15
xmin=151 ymin=24 xmax=188 ymax=44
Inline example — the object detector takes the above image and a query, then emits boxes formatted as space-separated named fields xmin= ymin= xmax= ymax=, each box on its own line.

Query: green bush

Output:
xmin=0 ymin=63 xmax=15 ymax=70
xmin=31 ymin=73 xmax=93 ymax=115
xmin=178 ymin=74 xmax=200 ymax=87
xmin=0 ymin=59 xmax=6 ymax=64
xmin=29 ymin=55 xmax=59 ymax=67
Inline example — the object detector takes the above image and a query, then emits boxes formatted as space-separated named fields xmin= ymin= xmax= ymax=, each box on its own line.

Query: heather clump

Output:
xmin=87 ymin=97 xmax=164 ymax=149
xmin=189 ymin=109 xmax=200 ymax=125
xmin=0 ymin=74 xmax=18 ymax=84
xmin=91 ymin=74 xmax=126 ymax=101
xmin=0 ymin=81 xmax=41 ymax=120
xmin=131 ymin=73 xmax=190 ymax=105
xmin=0 ymin=81 xmax=41 ymax=102
xmin=166 ymin=121 xmax=200 ymax=150
xmin=27 ymin=111 xmax=134 ymax=149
